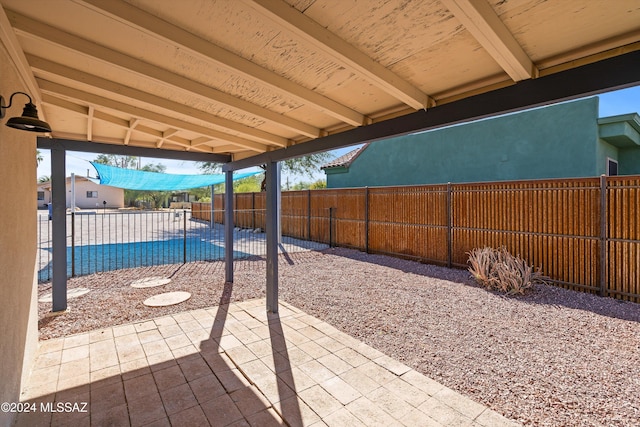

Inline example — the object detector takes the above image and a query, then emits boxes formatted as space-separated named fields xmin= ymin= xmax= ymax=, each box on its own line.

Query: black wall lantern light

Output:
xmin=0 ymin=91 xmax=51 ymax=133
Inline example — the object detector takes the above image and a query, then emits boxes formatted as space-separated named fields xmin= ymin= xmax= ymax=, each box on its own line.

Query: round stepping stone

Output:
xmin=131 ymin=276 xmax=172 ymax=289
xmin=38 ymin=287 xmax=90 ymax=303
xmin=143 ymin=291 xmax=191 ymax=307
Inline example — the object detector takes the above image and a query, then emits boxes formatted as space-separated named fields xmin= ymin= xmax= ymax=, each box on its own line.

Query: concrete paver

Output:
xmin=17 ymin=299 xmax=520 ymax=427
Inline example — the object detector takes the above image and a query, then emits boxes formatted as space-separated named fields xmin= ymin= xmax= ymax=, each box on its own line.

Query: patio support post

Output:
xmin=277 ymin=162 xmax=282 ymax=243
xmin=51 ymin=147 xmax=67 ymax=312
xmin=266 ymin=161 xmax=279 ymax=313
xmin=224 ymin=171 xmax=234 ymax=283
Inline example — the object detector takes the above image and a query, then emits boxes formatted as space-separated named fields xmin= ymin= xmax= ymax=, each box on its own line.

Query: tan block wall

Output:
xmin=0 ymin=41 xmax=40 ymax=426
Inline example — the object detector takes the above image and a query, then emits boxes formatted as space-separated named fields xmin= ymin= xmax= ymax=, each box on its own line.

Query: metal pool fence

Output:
xmin=37 ymin=209 xmax=329 ymax=282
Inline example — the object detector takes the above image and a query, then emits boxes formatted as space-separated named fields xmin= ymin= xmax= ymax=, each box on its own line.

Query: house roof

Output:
xmin=321 ymin=144 xmax=369 ymax=169
xmin=598 ymin=113 xmax=640 ymax=134
xmin=598 ymin=112 xmax=640 ymax=147
xmin=37 ymin=175 xmax=101 ymax=191
xmin=2 ymin=0 xmax=639 ymax=166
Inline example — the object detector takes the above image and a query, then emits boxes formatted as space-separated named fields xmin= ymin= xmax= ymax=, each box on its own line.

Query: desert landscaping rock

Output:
xmin=38 ymin=287 xmax=90 ymax=303
xmin=130 ymin=276 xmax=172 ymax=288
xmin=36 ymin=248 xmax=640 ymax=426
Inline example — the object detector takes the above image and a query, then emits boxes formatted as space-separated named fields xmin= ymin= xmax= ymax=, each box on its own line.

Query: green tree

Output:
xmin=198 ymin=152 xmax=333 ymax=191
xmin=206 ymin=174 xmax=263 ymax=194
xmin=38 ymin=175 xmax=51 ymax=183
xmin=234 ymin=175 xmax=262 ymax=193
xmin=197 ymin=162 xmax=222 ymax=174
xmin=93 ymin=154 xmax=171 ymax=208
xmin=309 ymin=179 xmax=327 ymax=189
xmin=36 ymin=149 xmax=44 ymax=166
xmin=280 ymin=154 xmax=332 ymax=177
xmin=94 ymin=154 xmax=138 ymax=169
xmin=290 ymin=179 xmax=327 ymax=190
xmin=127 ymin=162 xmax=170 ymax=208
xmin=140 ymin=163 xmax=166 ymax=173
xmin=186 ymin=186 xmax=212 ymax=201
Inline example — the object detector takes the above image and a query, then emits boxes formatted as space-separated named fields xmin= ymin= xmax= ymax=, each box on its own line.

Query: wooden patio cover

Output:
xmin=2 ymin=0 xmax=638 ymax=312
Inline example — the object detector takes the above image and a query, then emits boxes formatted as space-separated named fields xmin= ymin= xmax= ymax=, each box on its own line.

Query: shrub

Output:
xmin=467 ymin=247 xmax=547 ymax=295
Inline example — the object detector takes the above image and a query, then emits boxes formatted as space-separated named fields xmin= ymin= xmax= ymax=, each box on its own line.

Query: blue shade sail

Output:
xmin=91 ymin=162 xmax=260 ymax=191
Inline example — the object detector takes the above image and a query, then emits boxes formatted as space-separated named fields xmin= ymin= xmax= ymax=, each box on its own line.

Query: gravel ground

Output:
xmin=38 ymin=248 xmax=640 ymax=426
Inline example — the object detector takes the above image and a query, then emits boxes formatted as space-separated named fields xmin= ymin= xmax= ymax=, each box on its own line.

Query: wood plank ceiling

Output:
xmin=1 ymin=0 xmax=639 ymax=162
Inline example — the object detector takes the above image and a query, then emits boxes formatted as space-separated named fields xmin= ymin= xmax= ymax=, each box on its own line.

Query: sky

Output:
xmin=36 ymin=85 xmax=640 ymax=183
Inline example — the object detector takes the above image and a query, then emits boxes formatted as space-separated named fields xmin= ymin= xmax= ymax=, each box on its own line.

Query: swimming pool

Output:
xmin=38 ymin=237 xmax=251 ymax=282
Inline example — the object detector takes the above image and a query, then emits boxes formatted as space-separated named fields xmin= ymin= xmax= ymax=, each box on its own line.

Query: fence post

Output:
xmin=307 ymin=189 xmax=312 ymax=241
xmin=252 ymin=192 xmax=256 ymax=229
xmin=71 ymin=211 xmax=76 ymax=277
xmin=447 ymin=182 xmax=452 ymax=268
xmin=221 ymin=193 xmax=224 ymax=226
xmin=329 ymin=207 xmax=334 ymax=247
xmin=183 ymin=210 xmax=187 ymax=264
xmin=599 ymin=175 xmax=608 ymax=297
xmin=364 ymin=187 xmax=369 ymax=253
xmin=210 ymin=185 xmax=215 ymax=227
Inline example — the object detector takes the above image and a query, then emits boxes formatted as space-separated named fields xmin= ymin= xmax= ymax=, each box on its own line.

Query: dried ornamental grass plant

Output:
xmin=467 ymin=246 xmax=547 ymax=295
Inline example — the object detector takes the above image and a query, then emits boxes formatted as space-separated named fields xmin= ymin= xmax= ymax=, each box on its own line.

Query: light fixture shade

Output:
xmin=5 ymin=102 xmax=51 ymax=133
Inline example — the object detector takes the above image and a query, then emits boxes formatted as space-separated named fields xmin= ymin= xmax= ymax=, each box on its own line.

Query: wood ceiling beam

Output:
xmin=41 ymin=94 xmax=88 ymax=116
xmin=7 ymin=10 xmax=320 ymax=138
xmin=439 ymin=0 xmax=537 ymax=81
xmin=27 ymin=53 xmax=289 ymax=148
xmin=52 ymin=131 xmax=212 ymax=153
xmin=186 ymin=137 xmax=214 ymax=152
xmin=79 ymin=0 xmax=365 ymax=127
xmin=124 ymin=118 xmax=140 ymax=146
xmin=189 ymin=137 xmax=215 ymax=148
xmin=38 ymin=81 xmax=270 ymax=153
xmin=244 ymin=0 xmax=434 ymax=110
xmin=38 ymin=137 xmax=231 ymax=163
xmin=87 ymin=105 xmax=94 ymax=141
xmin=224 ymin=50 xmax=640 ymax=171
xmin=42 ymin=94 xmax=211 ymax=153
xmin=211 ymin=144 xmax=244 ymax=154
xmin=0 ymin=5 xmax=46 ymax=118
xmin=156 ymin=129 xmax=180 ymax=149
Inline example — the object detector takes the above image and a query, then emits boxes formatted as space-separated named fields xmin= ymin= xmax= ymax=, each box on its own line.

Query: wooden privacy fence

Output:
xmin=192 ymin=175 xmax=640 ymax=303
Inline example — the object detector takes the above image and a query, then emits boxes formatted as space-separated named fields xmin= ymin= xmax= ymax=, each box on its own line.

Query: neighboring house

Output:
xmin=37 ymin=176 xmax=124 ymax=209
xmin=322 ymin=97 xmax=640 ymax=188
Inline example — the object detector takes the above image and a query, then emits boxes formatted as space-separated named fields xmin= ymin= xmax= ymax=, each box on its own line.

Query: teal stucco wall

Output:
xmin=619 ymin=148 xmax=640 ymax=175
xmin=326 ymin=97 xmax=602 ymax=188
xmin=598 ymin=114 xmax=640 ymax=175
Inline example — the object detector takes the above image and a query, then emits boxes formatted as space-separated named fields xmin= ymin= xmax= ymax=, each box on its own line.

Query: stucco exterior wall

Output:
xmin=36 ymin=178 xmax=124 ymax=209
xmin=619 ymin=148 xmax=640 ymax=175
xmin=596 ymin=140 xmax=619 ymax=175
xmin=65 ymin=178 xmax=124 ymax=209
xmin=36 ymin=183 xmax=51 ymax=208
xmin=326 ymin=98 xmax=601 ymax=188
xmin=0 ymin=41 xmax=39 ymax=427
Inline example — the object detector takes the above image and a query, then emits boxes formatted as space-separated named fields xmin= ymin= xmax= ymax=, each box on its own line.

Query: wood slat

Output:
xmin=190 ymin=175 xmax=640 ymax=303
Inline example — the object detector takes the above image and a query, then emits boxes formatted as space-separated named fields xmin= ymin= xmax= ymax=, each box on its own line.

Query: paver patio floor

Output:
xmin=17 ymin=299 xmax=519 ymax=427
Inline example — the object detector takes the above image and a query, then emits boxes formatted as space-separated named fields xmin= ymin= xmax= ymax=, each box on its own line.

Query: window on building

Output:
xmin=37 ymin=191 xmax=45 ymax=201
xmin=87 ymin=191 xmax=98 ymax=198
xmin=607 ymin=158 xmax=618 ymax=176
